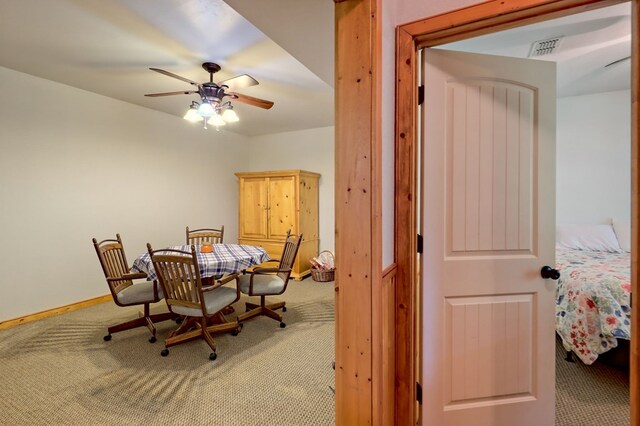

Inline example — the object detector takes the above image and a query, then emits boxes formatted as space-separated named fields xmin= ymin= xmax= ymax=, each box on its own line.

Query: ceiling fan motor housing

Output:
xmin=201 ymin=83 xmax=226 ymax=103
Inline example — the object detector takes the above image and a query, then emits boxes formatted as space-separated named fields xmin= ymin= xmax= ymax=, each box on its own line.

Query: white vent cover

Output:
xmin=528 ymin=36 xmax=563 ymax=57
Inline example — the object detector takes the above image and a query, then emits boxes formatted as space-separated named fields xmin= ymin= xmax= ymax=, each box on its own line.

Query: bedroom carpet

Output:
xmin=556 ymin=336 xmax=630 ymax=425
xmin=0 ymin=279 xmax=335 ymax=426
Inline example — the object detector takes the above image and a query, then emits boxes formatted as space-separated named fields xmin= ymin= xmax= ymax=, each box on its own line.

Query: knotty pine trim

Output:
xmin=0 ymin=295 xmax=112 ymax=330
xmin=395 ymin=25 xmax=418 ymax=426
xmin=395 ymin=1 xmax=638 ymax=425
xmin=335 ymin=0 xmax=382 ymax=424
xmin=381 ymin=263 xmax=397 ymax=425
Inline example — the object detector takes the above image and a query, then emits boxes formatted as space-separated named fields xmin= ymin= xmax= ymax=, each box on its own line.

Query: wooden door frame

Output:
xmin=395 ymin=0 xmax=639 ymax=425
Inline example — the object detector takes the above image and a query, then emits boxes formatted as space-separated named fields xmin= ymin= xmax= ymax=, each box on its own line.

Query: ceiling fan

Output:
xmin=145 ymin=62 xmax=274 ymax=129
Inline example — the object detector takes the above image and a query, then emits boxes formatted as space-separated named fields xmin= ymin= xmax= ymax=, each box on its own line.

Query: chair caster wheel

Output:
xmin=231 ymin=329 xmax=240 ymax=336
xmin=148 ymin=336 xmax=157 ymax=343
xmin=282 ymin=306 xmax=287 ymax=312
xmin=209 ymin=352 xmax=217 ymax=361
xmin=161 ymin=349 xmax=169 ymax=357
xmin=280 ymin=322 xmax=286 ymax=328
xmin=103 ymin=334 xmax=112 ymax=341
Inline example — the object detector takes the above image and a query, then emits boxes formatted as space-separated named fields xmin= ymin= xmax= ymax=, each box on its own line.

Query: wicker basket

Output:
xmin=311 ymin=250 xmax=335 ymax=282
xmin=311 ymin=268 xmax=335 ymax=282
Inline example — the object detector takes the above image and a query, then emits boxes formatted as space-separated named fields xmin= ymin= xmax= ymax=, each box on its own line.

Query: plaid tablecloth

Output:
xmin=131 ymin=244 xmax=271 ymax=281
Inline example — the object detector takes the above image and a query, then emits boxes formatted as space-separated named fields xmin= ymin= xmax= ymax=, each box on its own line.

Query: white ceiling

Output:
xmin=0 ymin=0 xmax=334 ymax=137
xmin=441 ymin=3 xmax=631 ymax=98
xmin=0 ymin=1 xmax=629 ymax=137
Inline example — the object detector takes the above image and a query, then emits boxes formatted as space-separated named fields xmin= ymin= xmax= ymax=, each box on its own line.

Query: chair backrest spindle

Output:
xmin=186 ymin=226 xmax=224 ymax=245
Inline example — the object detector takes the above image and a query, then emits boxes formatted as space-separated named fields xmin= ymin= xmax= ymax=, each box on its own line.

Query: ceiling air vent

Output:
xmin=528 ymin=36 xmax=563 ymax=58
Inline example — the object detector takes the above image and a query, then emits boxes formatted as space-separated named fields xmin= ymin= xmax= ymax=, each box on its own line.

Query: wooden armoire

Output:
xmin=235 ymin=170 xmax=320 ymax=280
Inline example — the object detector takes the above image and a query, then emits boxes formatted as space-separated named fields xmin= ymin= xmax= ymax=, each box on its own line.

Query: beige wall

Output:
xmin=245 ymin=126 xmax=335 ymax=253
xmin=378 ymin=0 xmax=481 ymax=268
xmin=557 ymin=90 xmax=631 ymax=225
xmin=0 ymin=66 xmax=248 ymax=321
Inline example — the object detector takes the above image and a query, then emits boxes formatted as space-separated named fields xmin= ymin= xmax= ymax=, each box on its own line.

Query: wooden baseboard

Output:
xmin=0 ymin=294 xmax=112 ymax=331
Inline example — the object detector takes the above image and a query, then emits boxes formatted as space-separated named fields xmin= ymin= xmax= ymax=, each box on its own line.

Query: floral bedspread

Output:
xmin=555 ymin=248 xmax=631 ymax=365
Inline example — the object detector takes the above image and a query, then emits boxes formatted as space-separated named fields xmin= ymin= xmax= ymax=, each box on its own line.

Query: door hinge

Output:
xmin=418 ymin=85 xmax=424 ymax=106
xmin=417 ymin=234 xmax=423 ymax=254
xmin=416 ymin=382 xmax=423 ymax=405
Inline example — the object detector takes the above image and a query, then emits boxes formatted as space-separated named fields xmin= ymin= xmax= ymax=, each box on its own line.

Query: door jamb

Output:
xmin=394 ymin=0 xmax=638 ymax=424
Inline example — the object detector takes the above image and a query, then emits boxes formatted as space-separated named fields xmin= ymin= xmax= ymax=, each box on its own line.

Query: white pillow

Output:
xmin=556 ymin=224 xmax=622 ymax=253
xmin=612 ymin=220 xmax=631 ymax=252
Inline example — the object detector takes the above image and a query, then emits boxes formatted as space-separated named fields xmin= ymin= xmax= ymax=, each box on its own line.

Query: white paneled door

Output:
xmin=421 ymin=49 xmax=557 ymax=426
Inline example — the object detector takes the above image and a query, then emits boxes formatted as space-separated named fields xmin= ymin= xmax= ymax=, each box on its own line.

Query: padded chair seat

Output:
xmin=239 ymin=274 xmax=285 ymax=296
xmin=116 ymin=281 xmax=162 ymax=305
xmin=172 ymin=285 xmax=238 ymax=317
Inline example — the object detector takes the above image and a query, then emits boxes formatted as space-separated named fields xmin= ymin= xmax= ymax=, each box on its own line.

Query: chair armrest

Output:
xmin=240 ymin=259 xmax=278 ymax=275
xmin=217 ymin=272 xmax=240 ymax=285
xmin=107 ymin=272 xmax=147 ymax=282
xmin=254 ymin=266 xmax=292 ymax=274
xmin=201 ymin=273 xmax=240 ymax=292
xmin=251 ymin=267 xmax=282 ymax=274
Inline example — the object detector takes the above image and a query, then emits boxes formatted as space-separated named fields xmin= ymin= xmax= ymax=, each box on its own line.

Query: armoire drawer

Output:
xmin=238 ymin=239 xmax=284 ymax=260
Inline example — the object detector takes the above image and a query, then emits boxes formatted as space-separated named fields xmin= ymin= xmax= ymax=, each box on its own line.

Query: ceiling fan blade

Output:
xmin=144 ymin=90 xmax=199 ymax=97
xmin=218 ymin=74 xmax=259 ymax=91
xmin=229 ymin=92 xmax=274 ymax=110
xmin=604 ymin=56 xmax=631 ymax=68
xmin=149 ymin=68 xmax=201 ymax=87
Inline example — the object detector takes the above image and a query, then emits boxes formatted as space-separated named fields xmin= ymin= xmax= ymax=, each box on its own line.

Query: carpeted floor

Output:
xmin=556 ymin=336 xmax=630 ymax=425
xmin=0 ymin=279 xmax=335 ymax=426
xmin=1 ymin=279 xmax=631 ymax=426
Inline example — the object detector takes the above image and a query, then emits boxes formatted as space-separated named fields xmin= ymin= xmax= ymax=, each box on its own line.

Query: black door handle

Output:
xmin=541 ymin=266 xmax=560 ymax=280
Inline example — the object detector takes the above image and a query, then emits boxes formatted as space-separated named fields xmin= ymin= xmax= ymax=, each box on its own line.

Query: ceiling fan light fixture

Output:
xmin=198 ymin=101 xmax=215 ymax=118
xmin=221 ymin=107 xmax=239 ymax=123
xmin=184 ymin=104 xmax=203 ymax=122
xmin=207 ymin=114 xmax=226 ymax=127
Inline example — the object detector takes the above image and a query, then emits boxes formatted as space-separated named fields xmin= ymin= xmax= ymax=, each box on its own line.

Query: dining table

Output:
xmin=131 ymin=243 xmax=270 ymax=281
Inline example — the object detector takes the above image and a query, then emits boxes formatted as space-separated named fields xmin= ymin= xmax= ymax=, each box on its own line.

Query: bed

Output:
xmin=555 ymin=223 xmax=632 ymax=365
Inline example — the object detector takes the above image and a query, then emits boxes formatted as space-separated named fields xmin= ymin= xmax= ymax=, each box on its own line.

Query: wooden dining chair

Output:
xmin=186 ymin=226 xmax=224 ymax=245
xmin=147 ymin=243 xmax=241 ymax=360
xmin=186 ymin=225 xmax=225 ymax=279
xmin=237 ymin=231 xmax=303 ymax=328
xmin=92 ymin=234 xmax=176 ymax=343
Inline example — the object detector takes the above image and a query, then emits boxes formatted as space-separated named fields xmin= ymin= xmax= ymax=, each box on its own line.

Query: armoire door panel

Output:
xmin=268 ymin=176 xmax=297 ymax=239
xmin=239 ymin=177 xmax=268 ymax=239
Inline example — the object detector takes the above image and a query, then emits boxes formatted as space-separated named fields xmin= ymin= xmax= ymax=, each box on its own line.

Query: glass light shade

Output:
xmin=197 ymin=102 xmax=215 ymax=118
xmin=221 ymin=108 xmax=239 ymax=122
xmin=207 ymin=114 xmax=226 ymax=127
xmin=183 ymin=107 xmax=203 ymax=122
